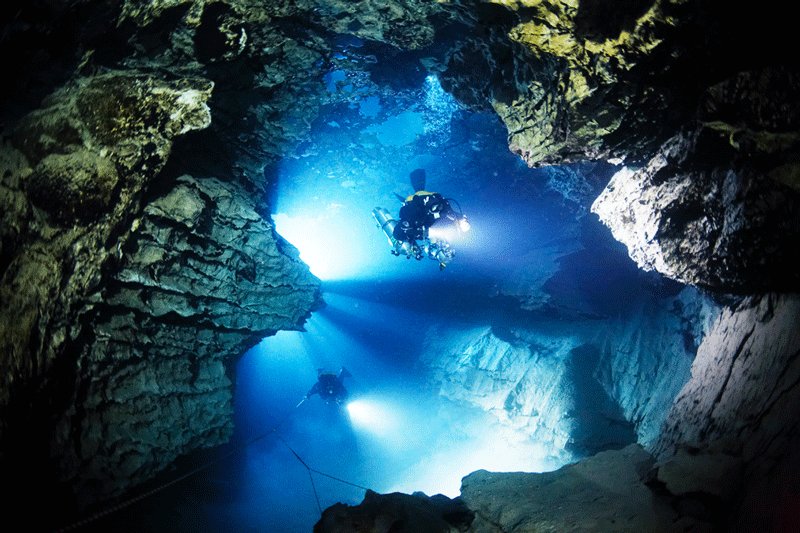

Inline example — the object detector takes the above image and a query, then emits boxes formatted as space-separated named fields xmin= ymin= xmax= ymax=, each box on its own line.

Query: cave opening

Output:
xmin=3 ymin=1 xmax=800 ymax=530
xmin=84 ymin=37 xmax=714 ymax=532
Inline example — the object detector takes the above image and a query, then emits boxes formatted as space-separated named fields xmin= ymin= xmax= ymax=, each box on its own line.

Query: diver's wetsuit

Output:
xmin=392 ymin=191 xmax=451 ymax=243
xmin=306 ymin=370 xmax=349 ymax=404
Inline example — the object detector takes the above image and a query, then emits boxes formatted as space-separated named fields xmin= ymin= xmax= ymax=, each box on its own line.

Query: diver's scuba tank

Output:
xmin=372 ymin=207 xmax=419 ymax=258
xmin=372 ymin=207 xmax=397 ymax=246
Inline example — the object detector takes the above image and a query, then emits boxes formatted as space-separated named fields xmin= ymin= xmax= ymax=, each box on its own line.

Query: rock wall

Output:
xmin=419 ymin=286 xmax=718 ymax=463
xmin=593 ymin=287 xmax=719 ymax=448
xmin=460 ymin=445 xmax=707 ymax=533
xmin=421 ymin=326 xmax=584 ymax=465
xmin=654 ymin=294 xmax=800 ymax=529
xmin=0 ymin=66 xmax=321 ymax=521
xmin=0 ymin=2 xmax=330 ymax=521
xmin=592 ymin=69 xmax=800 ymax=293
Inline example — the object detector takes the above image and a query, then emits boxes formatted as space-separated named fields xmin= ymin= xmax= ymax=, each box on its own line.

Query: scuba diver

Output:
xmin=302 ymin=367 xmax=351 ymax=406
xmin=372 ymin=169 xmax=470 ymax=270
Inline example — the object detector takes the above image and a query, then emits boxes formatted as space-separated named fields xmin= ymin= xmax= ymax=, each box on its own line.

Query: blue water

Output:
xmin=210 ymin=76 xmax=623 ymax=530
xmin=85 ymin=73 xmax=640 ymax=532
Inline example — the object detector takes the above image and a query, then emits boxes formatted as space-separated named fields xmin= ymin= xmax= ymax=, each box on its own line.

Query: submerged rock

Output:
xmin=656 ymin=294 xmax=800 ymax=529
xmin=0 ymin=62 xmax=320 ymax=519
xmin=461 ymin=444 xmax=708 ymax=532
xmin=315 ymin=490 xmax=474 ymax=533
xmin=420 ymin=285 xmax=718 ymax=460
xmin=591 ymin=67 xmax=800 ymax=293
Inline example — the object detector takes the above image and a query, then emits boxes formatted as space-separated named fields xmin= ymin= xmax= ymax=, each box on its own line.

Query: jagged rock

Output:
xmin=25 ymin=150 xmax=119 ymax=224
xmin=593 ymin=287 xmax=719 ymax=448
xmin=121 ymin=0 xmax=442 ymax=51
xmin=421 ymin=326 xmax=583 ymax=465
xmin=315 ymin=490 xmax=474 ymax=533
xmin=460 ymin=444 xmax=708 ymax=532
xmin=421 ymin=287 xmax=718 ymax=459
xmin=439 ymin=0 xmax=705 ymax=166
xmin=1 ymin=70 xmax=214 ymax=412
xmin=0 ymin=63 xmax=320 ymax=521
xmin=591 ymin=67 xmax=800 ymax=293
xmin=51 ymin=172 xmax=320 ymax=504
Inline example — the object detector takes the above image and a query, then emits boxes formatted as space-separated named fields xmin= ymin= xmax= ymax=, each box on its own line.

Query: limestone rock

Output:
xmin=655 ymin=447 xmax=742 ymax=500
xmin=439 ymin=0 xmax=699 ymax=166
xmin=591 ymin=131 xmax=800 ymax=293
xmin=0 ymin=63 xmax=320 ymax=520
xmin=421 ymin=287 xmax=717 ymax=459
xmin=656 ymin=294 xmax=800 ymax=528
xmin=593 ymin=287 xmax=719 ymax=448
xmin=1 ymin=69 xmax=215 ymax=420
xmin=460 ymin=444 xmax=708 ymax=532
xmin=657 ymin=294 xmax=800 ymax=460
xmin=53 ymin=173 xmax=320 ymax=503
xmin=421 ymin=326 xmax=583 ymax=464
xmin=588 ymin=67 xmax=800 ymax=293
xmin=25 ymin=150 xmax=119 ymax=224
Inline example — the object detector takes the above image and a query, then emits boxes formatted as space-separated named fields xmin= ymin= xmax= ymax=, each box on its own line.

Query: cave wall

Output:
xmin=0 ymin=0 xmax=335 ymax=518
xmin=420 ymin=285 xmax=719 ymax=464
xmin=655 ymin=294 xmax=800 ymax=528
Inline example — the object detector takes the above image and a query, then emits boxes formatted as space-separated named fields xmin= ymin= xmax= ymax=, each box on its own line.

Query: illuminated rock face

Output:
xmin=317 ymin=445 xmax=710 ymax=532
xmin=460 ymin=445 xmax=706 ymax=532
xmin=592 ymin=70 xmax=800 ymax=293
xmin=420 ymin=286 xmax=718 ymax=463
xmin=655 ymin=294 xmax=800 ymax=528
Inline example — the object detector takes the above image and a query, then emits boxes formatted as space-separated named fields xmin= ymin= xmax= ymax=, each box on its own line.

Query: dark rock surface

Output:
xmin=315 ymin=489 xmax=474 ymax=533
xmin=0 ymin=8 xmax=322 ymax=522
xmin=460 ymin=445 xmax=708 ymax=532
xmin=655 ymin=293 xmax=800 ymax=530
xmin=593 ymin=69 xmax=800 ymax=293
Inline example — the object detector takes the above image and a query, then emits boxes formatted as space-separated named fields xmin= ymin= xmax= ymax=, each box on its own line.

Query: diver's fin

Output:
xmin=394 ymin=192 xmax=406 ymax=203
xmin=410 ymin=168 xmax=426 ymax=192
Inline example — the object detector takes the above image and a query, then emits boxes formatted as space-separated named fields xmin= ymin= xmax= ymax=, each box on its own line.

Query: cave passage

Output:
xmin=88 ymin=42 xmax=684 ymax=533
xmin=220 ymin=68 xmax=645 ymax=530
xmin=235 ymin=73 xmax=586 ymax=532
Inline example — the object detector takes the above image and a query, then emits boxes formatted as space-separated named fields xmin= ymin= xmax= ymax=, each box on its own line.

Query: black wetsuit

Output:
xmin=307 ymin=373 xmax=348 ymax=404
xmin=393 ymin=192 xmax=450 ymax=243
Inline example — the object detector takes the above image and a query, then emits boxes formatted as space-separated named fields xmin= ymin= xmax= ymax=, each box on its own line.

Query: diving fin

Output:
xmin=409 ymin=168 xmax=426 ymax=192
xmin=394 ymin=192 xmax=406 ymax=203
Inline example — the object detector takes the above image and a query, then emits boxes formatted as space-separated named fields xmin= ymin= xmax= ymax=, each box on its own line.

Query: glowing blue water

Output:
xmin=364 ymin=111 xmax=424 ymax=146
xmin=231 ymin=75 xmax=589 ymax=528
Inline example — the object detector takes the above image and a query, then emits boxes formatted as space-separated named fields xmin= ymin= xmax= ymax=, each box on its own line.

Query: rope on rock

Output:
xmin=56 ymin=396 xmax=371 ymax=531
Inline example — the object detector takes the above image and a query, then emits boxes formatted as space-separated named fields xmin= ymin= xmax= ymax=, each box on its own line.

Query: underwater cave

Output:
xmin=1 ymin=1 xmax=799 ymax=532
